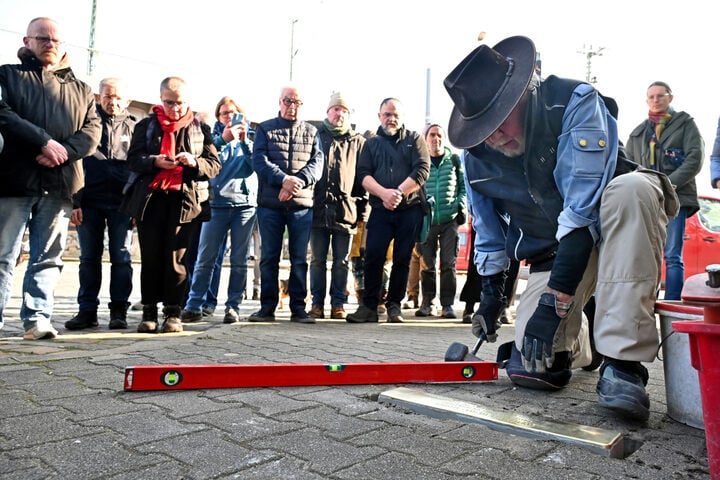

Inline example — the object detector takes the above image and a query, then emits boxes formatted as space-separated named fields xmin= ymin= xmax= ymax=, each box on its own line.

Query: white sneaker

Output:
xmin=23 ymin=324 xmax=58 ymax=340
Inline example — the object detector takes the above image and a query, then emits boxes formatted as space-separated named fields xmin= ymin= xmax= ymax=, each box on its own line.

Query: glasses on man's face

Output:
xmin=28 ymin=36 xmax=63 ymax=46
xmin=647 ymin=93 xmax=670 ymax=101
xmin=281 ymin=98 xmax=303 ymax=107
xmin=162 ymin=99 xmax=185 ymax=109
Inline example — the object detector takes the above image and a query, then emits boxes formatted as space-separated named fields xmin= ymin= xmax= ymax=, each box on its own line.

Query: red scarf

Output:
xmin=648 ymin=110 xmax=672 ymax=169
xmin=149 ymin=105 xmax=194 ymax=191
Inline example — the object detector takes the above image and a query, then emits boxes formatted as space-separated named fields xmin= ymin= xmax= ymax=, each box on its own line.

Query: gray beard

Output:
xmin=382 ymin=125 xmax=398 ymax=136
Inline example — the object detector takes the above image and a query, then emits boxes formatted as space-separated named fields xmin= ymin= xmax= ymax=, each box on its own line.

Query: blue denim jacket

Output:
xmin=210 ymin=139 xmax=258 ymax=208
xmin=465 ymin=82 xmax=618 ymax=276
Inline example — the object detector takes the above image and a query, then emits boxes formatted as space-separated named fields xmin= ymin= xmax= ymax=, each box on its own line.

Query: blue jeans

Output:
xmin=257 ymin=206 xmax=312 ymax=314
xmin=364 ymin=205 xmax=424 ymax=309
xmin=185 ymin=226 xmax=225 ymax=310
xmin=185 ymin=206 xmax=256 ymax=313
xmin=0 ymin=196 xmax=72 ymax=330
xmin=309 ymin=227 xmax=350 ymax=307
xmin=76 ymin=205 xmax=133 ymax=311
xmin=663 ymin=206 xmax=688 ymax=300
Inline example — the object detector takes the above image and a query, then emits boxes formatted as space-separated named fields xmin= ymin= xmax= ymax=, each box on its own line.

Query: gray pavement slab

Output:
xmin=0 ymin=260 xmax=712 ymax=479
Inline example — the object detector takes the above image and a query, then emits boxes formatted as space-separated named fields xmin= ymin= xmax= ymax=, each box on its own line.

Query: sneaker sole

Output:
xmin=23 ymin=329 xmax=58 ymax=340
xmin=508 ymin=372 xmax=569 ymax=391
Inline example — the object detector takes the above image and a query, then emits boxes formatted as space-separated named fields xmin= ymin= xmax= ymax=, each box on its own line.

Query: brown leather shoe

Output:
xmin=308 ymin=304 xmax=324 ymax=319
xmin=330 ymin=306 xmax=347 ymax=319
xmin=161 ymin=317 xmax=183 ymax=333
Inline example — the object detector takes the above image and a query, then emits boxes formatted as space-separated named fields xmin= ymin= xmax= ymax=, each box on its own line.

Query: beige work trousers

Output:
xmin=514 ymin=170 xmax=679 ymax=365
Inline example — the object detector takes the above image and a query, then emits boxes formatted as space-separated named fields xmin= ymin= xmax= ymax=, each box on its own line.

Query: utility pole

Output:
xmin=289 ymin=19 xmax=298 ymax=81
xmin=577 ymin=44 xmax=604 ymax=84
xmin=87 ymin=0 xmax=97 ymax=76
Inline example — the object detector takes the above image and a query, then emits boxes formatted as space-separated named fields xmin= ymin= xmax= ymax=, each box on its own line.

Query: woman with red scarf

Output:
xmin=123 ymin=77 xmax=220 ymax=333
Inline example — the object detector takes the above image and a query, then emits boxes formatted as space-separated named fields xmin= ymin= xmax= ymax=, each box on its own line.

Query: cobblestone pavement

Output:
xmin=0 ymin=260 xmax=711 ymax=479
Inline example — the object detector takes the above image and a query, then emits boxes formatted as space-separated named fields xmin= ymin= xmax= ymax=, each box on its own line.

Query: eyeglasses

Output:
xmin=281 ymin=98 xmax=303 ymax=107
xmin=162 ymin=99 xmax=186 ymax=108
xmin=219 ymin=110 xmax=237 ymax=116
xmin=28 ymin=36 xmax=63 ymax=45
xmin=647 ymin=93 xmax=670 ymax=101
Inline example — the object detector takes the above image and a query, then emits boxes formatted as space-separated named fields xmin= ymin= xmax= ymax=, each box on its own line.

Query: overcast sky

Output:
xmin=1 ymin=0 xmax=717 ymax=192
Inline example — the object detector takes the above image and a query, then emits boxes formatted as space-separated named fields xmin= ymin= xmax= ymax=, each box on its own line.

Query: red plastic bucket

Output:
xmin=672 ymin=320 xmax=720 ymax=478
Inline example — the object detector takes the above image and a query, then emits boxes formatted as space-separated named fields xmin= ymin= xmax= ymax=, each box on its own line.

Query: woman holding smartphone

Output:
xmin=180 ymin=96 xmax=258 ymax=324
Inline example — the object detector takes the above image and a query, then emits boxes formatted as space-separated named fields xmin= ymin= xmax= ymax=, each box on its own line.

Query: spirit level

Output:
xmin=124 ymin=361 xmax=498 ymax=391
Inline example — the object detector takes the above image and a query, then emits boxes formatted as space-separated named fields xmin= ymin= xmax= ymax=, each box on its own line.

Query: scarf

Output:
xmin=648 ymin=110 xmax=672 ymax=169
xmin=149 ymin=105 xmax=194 ymax=191
xmin=323 ymin=118 xmax=349 ymax=137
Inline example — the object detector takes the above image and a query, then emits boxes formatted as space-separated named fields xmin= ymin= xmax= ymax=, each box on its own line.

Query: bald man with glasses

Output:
xmin=0 ymin=16 xmax=101 ymax=340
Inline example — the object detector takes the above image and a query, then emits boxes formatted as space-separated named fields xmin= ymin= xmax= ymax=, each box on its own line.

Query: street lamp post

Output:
xmin=289 ymin=19 xmax=298 ymax=81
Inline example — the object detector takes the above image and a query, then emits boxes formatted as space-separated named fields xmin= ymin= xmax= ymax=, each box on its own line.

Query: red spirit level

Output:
xmin=124 ymin=361 xmax=498 ymax=391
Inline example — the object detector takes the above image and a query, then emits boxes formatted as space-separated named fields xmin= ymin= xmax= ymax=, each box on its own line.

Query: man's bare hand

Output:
xmin=70 ymin=208 xmax=83 ymax=226
xmin=382 ymin=187 xmax=403 ymax=210
xmin=155 ymin=154 xmax=178 ymax=170
xmin=40 ymin=139 xmax=68 ymax=166
xmin=175 ymin=152 xmax=197 ymax=168
xmin=282 ymin=176 xmax=304 ymax=195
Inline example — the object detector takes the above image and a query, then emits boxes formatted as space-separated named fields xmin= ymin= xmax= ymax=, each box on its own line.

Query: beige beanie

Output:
xmin=327 ymin=92 xmax=350 ymax=112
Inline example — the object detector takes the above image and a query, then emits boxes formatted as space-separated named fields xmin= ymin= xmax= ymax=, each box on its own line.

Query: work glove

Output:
xmin=521 ymin=292 xmax=571 ymax=373
xmin=471 ymin=272 xmax=506 ymax=341
xmin=471 ymin=295 xmax=503 ymax=341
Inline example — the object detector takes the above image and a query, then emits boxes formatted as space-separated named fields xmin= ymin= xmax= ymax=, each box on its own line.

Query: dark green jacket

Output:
xmin=626 ymin=110 xmax=704 ymax=215
xmin=426 ymin=147 xmax=465 ymax=224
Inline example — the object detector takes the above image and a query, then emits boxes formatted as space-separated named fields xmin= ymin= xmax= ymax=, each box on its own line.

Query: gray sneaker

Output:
xmin=23 ymin=324 xmax=58 ymax=340
xmin=597 ymin=359 xmax=650 ymax=421
xmin=346 ymin=305 xmax=379 ymax=323
xmin=223 ymin=309 xmax=239 ymax=324
xmin=387 ymin=303 xmax=404 ymax=323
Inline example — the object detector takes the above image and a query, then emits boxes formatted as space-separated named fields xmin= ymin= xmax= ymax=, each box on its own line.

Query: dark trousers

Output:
xmin=364 ymin=204 xmax=424 ymax=309
xmin=136 ymin=191 xmax=200 ymax=308
xmin=419 ymin=220 xmax=459 ymax=307
xmin=76 ymin=205 xmax=133 ymax=311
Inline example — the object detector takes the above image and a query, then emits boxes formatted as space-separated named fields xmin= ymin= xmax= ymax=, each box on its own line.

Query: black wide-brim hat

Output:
xmin=444 ymin=36 xmax=537 ymax=149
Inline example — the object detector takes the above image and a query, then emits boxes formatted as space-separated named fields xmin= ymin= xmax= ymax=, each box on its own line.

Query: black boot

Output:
xmin=108 ymin=301 xmax=129 ymax=330
xmin=161 ymin=305 xmax=183 ymax=333
xmin=138 ymin=304 xmax=158 ymax=333
xmin=65 ymin=310 xmax=99 ymax=330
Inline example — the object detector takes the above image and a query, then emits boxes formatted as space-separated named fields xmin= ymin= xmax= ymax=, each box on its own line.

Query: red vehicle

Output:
xmin=664 ymin=193 xmax=720 ymax=282
xmin=457 ymin=193 xmax=720 ymax=278
xmin=457 ymin=221 xmax=471 ymax=273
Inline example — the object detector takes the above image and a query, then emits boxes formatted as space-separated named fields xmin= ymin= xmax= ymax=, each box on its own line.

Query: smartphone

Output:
xmin=231 ymin=112 xmax=244 ymax=126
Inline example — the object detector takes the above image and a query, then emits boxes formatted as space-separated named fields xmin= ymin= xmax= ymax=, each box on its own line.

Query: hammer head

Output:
xmin=444 ymin=341 xmax=481 ymax=362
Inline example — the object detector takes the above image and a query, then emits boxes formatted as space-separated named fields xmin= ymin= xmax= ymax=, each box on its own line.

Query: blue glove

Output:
xmin=521 ymin=293 xmax=571 ymax=373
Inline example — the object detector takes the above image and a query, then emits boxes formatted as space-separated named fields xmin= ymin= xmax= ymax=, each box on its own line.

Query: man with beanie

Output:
xmin=347 ymin=98 xmax=430 ymax=324
xmin=308 ymin=92 xmax=367 ymax=320
xmin=0 ymin=17 xmax=101 ymax=339
xmin=415 ymin=124 xmax=466 ymax=319
xmin=444 ymin=36 xmax=678 ymax=421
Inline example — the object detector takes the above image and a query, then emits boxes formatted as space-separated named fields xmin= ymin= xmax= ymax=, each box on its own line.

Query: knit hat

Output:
xmin=327 ymin=92 xmax=350 ymax=112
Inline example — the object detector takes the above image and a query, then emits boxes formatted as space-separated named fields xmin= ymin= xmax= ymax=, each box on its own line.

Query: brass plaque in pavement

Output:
xmin=379 ymin=386 xmax=627 ymax=458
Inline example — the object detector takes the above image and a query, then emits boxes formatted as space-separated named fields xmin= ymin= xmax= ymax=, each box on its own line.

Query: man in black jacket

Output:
xmin=347 ymin=98 xmax=430 ymax=324
xmin=65 ymin=78 xmax=136 ymax=331
xmin=0 ymin=17 xmax=101 ymax=340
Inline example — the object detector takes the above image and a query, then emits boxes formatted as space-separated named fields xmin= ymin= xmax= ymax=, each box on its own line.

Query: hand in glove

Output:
xmin=471 ymin=295 xmax=503 ymax=341
xmin=521 ymin=292 xmax=573 ymax=373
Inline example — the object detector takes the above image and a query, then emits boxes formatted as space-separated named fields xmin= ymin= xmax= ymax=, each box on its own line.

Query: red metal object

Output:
xmin=124 ymin=361 xmax=498 ymax=391
xmin=672 ymin=321 xmax=720 ymax=478
xmin=681 ymin=267 xmax=720 ymax=324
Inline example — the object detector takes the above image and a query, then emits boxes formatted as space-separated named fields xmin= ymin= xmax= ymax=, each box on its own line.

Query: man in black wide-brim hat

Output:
xmin=445 ymin=35 xmax=679 ymax=422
